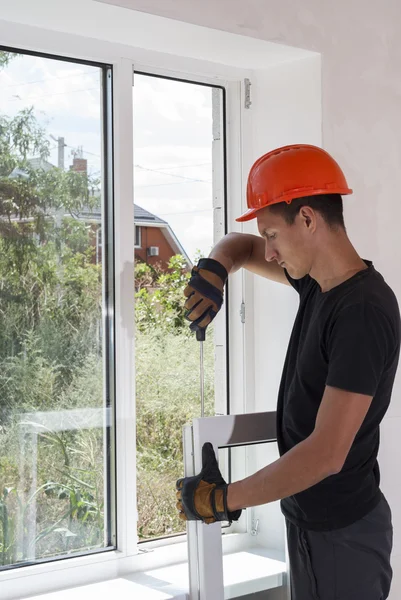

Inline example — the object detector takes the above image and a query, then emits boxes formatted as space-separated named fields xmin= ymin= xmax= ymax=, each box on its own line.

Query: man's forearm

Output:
xmin=209 ymin=232 xmax=254 ymax=275
xmin=227 ymin=433 xmax=339 ymax=511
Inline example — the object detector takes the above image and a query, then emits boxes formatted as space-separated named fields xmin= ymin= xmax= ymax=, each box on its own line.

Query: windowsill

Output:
xmin=24 ymin=547 xmax=286 ymax=600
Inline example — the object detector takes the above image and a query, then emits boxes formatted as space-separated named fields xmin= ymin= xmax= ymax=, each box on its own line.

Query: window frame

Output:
xmin=0 ymin=41 xmax=117 ymax=568
xmin=134 ymin=225 xmax=141 ymax=248
xmin=0 ymin=25 xmax=249 ymax=600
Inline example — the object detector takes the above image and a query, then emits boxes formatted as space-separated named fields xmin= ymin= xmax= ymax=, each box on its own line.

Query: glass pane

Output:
xmin=221 ymin=443 xmax=288 ymax=599
xmin=133 ymin=74 xmax=225 ymax=541
xmin=0 ymin=49 xmax=114 ymax=568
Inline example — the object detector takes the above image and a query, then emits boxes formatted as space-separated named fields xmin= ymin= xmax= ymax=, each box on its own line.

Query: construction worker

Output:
xmin=176 ymin=144 xmax=400 ymax=599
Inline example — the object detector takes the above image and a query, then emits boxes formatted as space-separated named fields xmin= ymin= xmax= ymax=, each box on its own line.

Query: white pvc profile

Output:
xmin=183 ymin=411 xmax=289 ymax=600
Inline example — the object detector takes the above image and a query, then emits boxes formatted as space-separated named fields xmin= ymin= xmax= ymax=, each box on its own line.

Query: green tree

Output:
xmin=135 ymin=255 xmax=191 ymax=334
xmin=0 ymin=105 xmax=101 ymax=365
xmin=0 ymin=50 xmax=208 ymax=551
xmin=0 ymin=51 xmax=16 ymax=70
xmin=0 ymin=54 xmax=107 ymax=565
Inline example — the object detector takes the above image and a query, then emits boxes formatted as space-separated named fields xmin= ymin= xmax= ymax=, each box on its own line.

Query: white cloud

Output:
xmin=1 ymin=52 xmax=223 ymax=259
xmin=0 ymin=55 xmax=101 ymax=121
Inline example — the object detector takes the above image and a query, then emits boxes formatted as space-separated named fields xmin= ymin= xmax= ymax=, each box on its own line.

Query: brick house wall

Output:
xmin=134 ymin=226 xmax=178 ymax=270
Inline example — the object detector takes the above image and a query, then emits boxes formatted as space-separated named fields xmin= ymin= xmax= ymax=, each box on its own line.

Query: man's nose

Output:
xmin=265 ymin=241 xmax=278 ymax=262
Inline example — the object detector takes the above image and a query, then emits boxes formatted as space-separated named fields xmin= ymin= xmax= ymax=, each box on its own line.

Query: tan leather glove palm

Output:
xmin=184 ymin=259 xmax=227 ymax=332
xmin=175 ymin=443 xmax=242 ymax=525
xmin=176 ymin=480 xmax=225 ymax=525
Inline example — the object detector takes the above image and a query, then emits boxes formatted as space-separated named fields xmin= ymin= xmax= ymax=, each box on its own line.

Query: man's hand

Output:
xmin=176 ymin=442 xmax=242 ymax=524
xmin=184 ymin=258 xmax=228 ymax=333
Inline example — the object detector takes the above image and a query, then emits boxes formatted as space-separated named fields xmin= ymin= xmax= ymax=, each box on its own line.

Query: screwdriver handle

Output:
xmin=196 ymin=328 xmax=206 ymax=342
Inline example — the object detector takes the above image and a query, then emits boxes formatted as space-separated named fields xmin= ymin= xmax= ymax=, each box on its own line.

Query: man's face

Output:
xmin=256 ymin=206 xmax=314 ymax=280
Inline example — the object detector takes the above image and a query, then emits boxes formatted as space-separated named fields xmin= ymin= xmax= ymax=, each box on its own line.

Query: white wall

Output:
xmin=243 ymin=56 xmax=322 ymax=415
xmin=240 ymin=54 xmax=322 ymax=558
xmin=116 ymin=2 xmax=401 ymax=595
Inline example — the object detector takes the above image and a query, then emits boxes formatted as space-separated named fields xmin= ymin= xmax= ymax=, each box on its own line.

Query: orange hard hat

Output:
xmin=236 ymin=144 xmax=353 ymax=222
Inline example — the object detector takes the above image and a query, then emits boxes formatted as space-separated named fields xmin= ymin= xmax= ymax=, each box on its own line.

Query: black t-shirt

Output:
xmin=278 ymin=261 xmax=400 ymax=531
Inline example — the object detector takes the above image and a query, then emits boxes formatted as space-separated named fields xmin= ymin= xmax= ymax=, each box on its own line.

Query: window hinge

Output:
xmin=240 ymin=302 xmax=246 ymax=324
xmin=250 ymin=519 xmax=259 ymax=536
xmin=244 ymin=78 xmax=252 ymax=109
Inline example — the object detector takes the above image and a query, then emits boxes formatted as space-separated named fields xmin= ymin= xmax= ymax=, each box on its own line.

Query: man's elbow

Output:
xmin=323 ymin=451 xmax=346 ymax=477
xmin=310 ymin=433 xmax=348 ymax=478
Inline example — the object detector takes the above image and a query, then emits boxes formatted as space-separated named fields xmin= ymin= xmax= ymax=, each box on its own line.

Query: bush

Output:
xmin=136 ymin=325 xmax=215 ymax=538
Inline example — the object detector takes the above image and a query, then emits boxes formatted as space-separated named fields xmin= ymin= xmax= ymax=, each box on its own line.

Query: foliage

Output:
xmin=0 ymin=52 xmax=16 ymax=70
xmin=135 ymin=254 xmax=191 ymax=334
xmin=0 ymin=54 xmax=213 ymax=564
xmin=0 ymin=95 xmax=105 ymax=565
xmin=0 ymin=427 xmax=104 ymax=564
xmin=135 ymin=327 xmax=214 ymax=539
xmin=0 ymin=109 xmax=98 ymax=246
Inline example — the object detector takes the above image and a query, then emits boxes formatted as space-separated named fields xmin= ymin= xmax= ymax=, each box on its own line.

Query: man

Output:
xmin=176 ymin=144 xmax=400 ymax=599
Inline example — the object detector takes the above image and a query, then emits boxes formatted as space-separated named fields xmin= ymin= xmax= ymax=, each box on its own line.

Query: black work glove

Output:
xmin=176 ymin=442 xmax=242 ymax=525
xmin=184 ymin=258 xmax=228 ymax=335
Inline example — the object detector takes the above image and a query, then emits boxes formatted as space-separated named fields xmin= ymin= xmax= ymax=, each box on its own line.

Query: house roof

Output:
xmin=134 ymin=205 xmax=167 ymax=225
xmin=76 ymin=204 xmax=167 ymax=224
xmin=9 ymin=157 xmax=55 ymax=179
xmin=76 ymin=203 xmax=192 ymax=268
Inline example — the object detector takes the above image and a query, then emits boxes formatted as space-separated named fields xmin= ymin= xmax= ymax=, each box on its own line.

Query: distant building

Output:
xmin=6 ymin=158 xmax=191 ymax=271
xmin=78 ymin=204 xmax=191 ymax=271
xmin=9 ymin=157 xmax=55 ymax=179
xmin=69 ymin=157 xmax=88 ymax=174
xmin=133 ymin=205 xmax=191 ymax=270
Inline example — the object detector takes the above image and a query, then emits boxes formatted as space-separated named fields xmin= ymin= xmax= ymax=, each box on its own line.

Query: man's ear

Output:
xmin=299 ymin=206 xmax=316 ymax=231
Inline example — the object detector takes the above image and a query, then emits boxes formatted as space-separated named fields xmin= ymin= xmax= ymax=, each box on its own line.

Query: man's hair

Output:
xmin=268 ymin=193 xmax=345 ymax=229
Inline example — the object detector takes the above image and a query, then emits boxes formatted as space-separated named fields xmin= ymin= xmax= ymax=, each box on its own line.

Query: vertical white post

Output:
xmin=183 ymin=425 xmax=200 ymax=600
xmin=211 ymin=87 xmax=227 ymax=418
xmin=26 ymin=430 xmax=38 ymax=561
xmin=17 ymin=424 xmax=38 ymax=562
xmin=192 ymin=421 xmax=224 ymax=600
xmin=114 ymin=58 xmax=136 ymax=555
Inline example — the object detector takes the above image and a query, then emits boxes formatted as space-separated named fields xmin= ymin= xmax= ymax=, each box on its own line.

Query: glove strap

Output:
xmin=186 ymin=273 xmax=224 ymax=309
xmin=197 ymin=258 xmax=228 ymax=285
xmin=210 ymin=486 xmax=242 ymax=524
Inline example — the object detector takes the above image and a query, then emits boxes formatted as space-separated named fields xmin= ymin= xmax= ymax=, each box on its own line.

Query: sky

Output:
xmin=0 ymin=52 xmax=218 ymax=261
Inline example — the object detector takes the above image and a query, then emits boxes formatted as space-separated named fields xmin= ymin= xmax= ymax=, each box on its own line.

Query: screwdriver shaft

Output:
xmin=200 ymin=340 xmax=205 ymax=417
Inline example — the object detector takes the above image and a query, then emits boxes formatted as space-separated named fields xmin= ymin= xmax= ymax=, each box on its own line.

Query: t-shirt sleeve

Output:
xmin=284 ymin=269 xmax=313 ymax=296
xmin=326 ymin=303 xmax=392 ymax=396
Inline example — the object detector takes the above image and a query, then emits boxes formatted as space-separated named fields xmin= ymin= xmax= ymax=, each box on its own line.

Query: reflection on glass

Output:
xmin=0 ymin=49 xmax=112 ymax=568
xmin=222 ymin=443 xmax=288 ymax=599
xmin=133 ymin=74 xmax=223 ymax=540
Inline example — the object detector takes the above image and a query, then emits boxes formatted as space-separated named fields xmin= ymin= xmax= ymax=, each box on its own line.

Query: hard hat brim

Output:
xmin=235 ymin=187 xmax=353 ymax=223
xmin=235 ymin=208 xmax=260 ymax=222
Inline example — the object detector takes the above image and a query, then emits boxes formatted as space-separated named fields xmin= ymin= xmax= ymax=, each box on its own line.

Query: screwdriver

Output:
xmin=196 ymin=328 xmax=206 ymax=418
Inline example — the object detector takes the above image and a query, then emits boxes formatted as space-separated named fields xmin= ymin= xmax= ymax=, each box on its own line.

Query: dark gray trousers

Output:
xmin=286 ymin=496 xmax=393 ymax=600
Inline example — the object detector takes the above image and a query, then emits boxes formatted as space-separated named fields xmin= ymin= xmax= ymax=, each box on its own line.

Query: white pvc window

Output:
xmin=0 ymin=26 xmax=248 ymax=600
xmin=133 ymin=71 xmax=229 ymax=543
xmin=0 ymin=47 xmax=115 ymax=571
